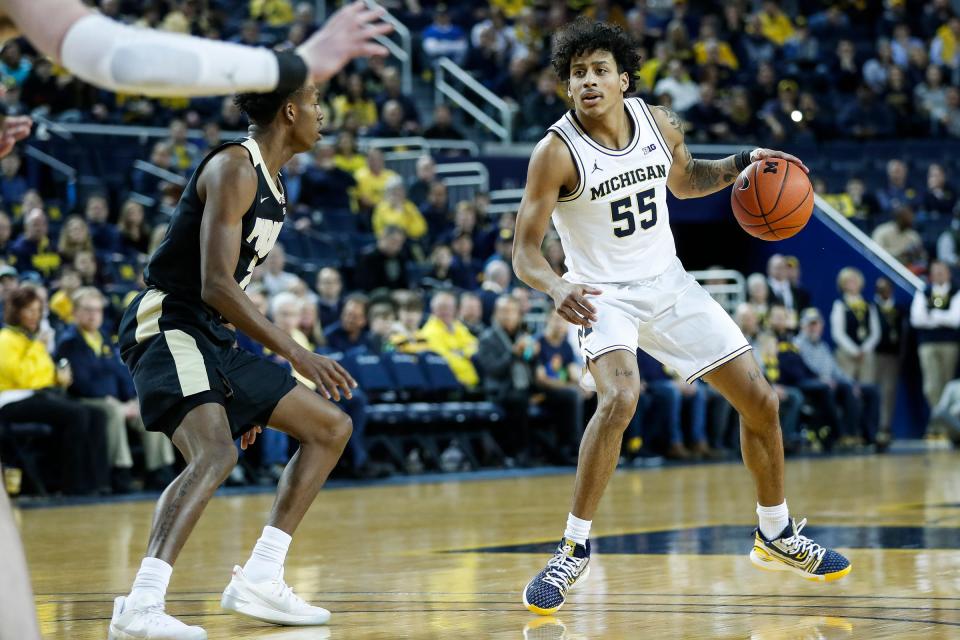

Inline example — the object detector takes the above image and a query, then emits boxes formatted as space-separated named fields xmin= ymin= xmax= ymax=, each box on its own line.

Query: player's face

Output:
xmin=568 ymin=50 xmax=628 ymax=116
xmin=291 ymin=82 xmax=323 ymax=152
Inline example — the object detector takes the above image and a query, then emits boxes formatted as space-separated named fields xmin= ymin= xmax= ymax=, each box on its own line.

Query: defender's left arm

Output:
xmin=651 ymin=105 xmax=809 ymax=199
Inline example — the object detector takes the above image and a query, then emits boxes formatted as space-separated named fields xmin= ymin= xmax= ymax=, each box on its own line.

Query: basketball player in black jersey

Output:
xmin=107 ymin=81 xmax=356 ymax=640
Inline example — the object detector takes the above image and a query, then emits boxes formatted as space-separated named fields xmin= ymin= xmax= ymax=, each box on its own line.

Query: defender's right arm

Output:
xmin=513 ymin=133 xmax=599 ymax=327
xmin=198 ymin=149 xmax=355 ymax=400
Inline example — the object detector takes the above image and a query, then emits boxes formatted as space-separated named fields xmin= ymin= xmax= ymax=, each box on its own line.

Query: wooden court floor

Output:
xmin=17 ymin=449 xmax=960 ymax=639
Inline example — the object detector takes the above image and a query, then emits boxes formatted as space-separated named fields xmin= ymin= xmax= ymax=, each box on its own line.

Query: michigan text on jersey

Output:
xmin=590 ymin=164 xmax=668 ymax=200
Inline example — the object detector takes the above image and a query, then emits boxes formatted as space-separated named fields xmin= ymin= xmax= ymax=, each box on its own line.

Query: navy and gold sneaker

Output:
xmin=523 ymin=538 xmax=590 ymax=615
xmin=750 ymin=518 xmax=851 ymax=582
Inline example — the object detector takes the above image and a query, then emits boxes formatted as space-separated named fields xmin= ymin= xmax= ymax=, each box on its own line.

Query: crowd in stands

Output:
xmin=4 ymin=0 xmax=960 ymax=496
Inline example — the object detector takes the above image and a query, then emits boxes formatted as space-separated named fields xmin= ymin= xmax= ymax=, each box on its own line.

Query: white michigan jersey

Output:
xmin=549 ymin=96 xmax=676 ymax=284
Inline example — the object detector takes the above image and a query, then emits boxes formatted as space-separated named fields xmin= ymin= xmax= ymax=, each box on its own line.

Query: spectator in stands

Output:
xmin=450 ymin=230 xmax=481 ymax=290
xmin=685 ymin=83 xmax=730 ymax=142
xmin=0 ymin=285 xmax=108 ymax=495
xmin=423 ymin=104 xmax=466 ymax=141
xmin=165 ymin=118 xmax=199 ymax=171
xmin=408 ymin=155 xmax=437 ymax=206
xmin=419 ymin=290 xmax=479 ymax=389
xmin=55 ymin=287 xmax=174 ymax=492
xmin=356 ymin=226 xmax=411 ymax=292
xmin=301 ymin=142 xmax=355 ymax=215
xmin=919 ymin=163 xmax=956 ymax=219
xmin=372 ymin=175 xmax=427 ymax=241
xmin=873 ymin=277 xmax=904 ymax=448
xmin=653 ymin=60 xmax=700 ymax=114
xmin=422 ymin=244 xmax=453 ymax=288
xmin=116 ymin=199 xmax=150 ymax=257
xmin=0 ymin=41 xmax=32 ymax=88
xmin=418 ymin=181 xmax=450 ymax=242
xmin=315 ymin=267 xmax=343 ymax=330
xmin=323 ymin=293 xmax=374 ymax=354
xmin=73 ymin=249 xmax=101 ymax=288
xmin=479 ymin=259 xmax=511 ymax=322
xmin=368 ymin=99 xmax=413 ymax=140
xmin=366 ymin=298 xmax=397 ymax=354
xmin=884 ymin=66 xmax=922 ymax=138
xmin=57 ymin=215 xmax=93 ymax=264
xmin=374 ymin=67 xmax=419 ymax=131
xmin=84 ymin=194 xmax=121 ymax=254
xmin=911 ymin=260 xmax=960 ymax=430
xmin=48 ymin=266 xmax=81 ymax=325
xmin=131 ymin=142 xmax=176 ymax=205
xmin=422 ymin=4 xmax=468 ymax=66
xmin=915 ymin=64 xmax=949 ymax=126
xmin=0 ymin=264 xmax=14 ymax=317
xmin=465 ymin=23 xmax=507 ymax=90
xmin=518 ymin=68 xmax=568 ymax=141
xmin=746 ymin=272 xmax=772 ymax=329
xmin=766 ymin=254 xmax=800 ymax=313
xmin=476 ymin=294 xmax=534 ymax=461
xmin=0 ymin=151 xmax=27 ymax=206
xmin=332 ymin=73 xmax=378 ymax=130
xmin=458 ymin=290 xmax=485 ymax=336
xmin=0 ymin=210 xmax=10 ymax=262
xmin=872 ymin=205 xmax=926 ymax=269
xmin=838 ymin=84 xmax=896 ymax=140
xmin=10 ymin=208 xmax=60 ymax=280
xmin=796 ymin=307 xmax=880 ymax=446
xmin=390 ymin=291 xmax=429 ymax=353
xmin=939 ymin=86 xmax=960 ymax=138
xmin=824 ymin=177 xmax=879 ymax=221
xmin=355 ymin=147 xmax=399 ymax=213
xmin=831 ymin=267 xmax=881 ymax=384
xmin=783 ymin=256 xmax=812 ymax=310
xmin=332 ymin=130 xmax=366 ymax=176
xmin=535 ymin=310 xmax=590 ymax=464
xmin=259 ymin=243 xmax=298 ymax=296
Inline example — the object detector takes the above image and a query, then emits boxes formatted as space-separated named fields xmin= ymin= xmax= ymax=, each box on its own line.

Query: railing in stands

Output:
xmin=434 ymin=162 xmax=489 ymax=205
xmin=435 ymin=57 xmax=516 ymax=143
xmin=365 ymin=136 xmax=479 ymax=156
xmin=361 ymin=0 xmax=413 ymax=95
xmin=488 ymin=188 xmax=523 ymax=216
xmin=688 ymin=269 xmax=746 ymax=315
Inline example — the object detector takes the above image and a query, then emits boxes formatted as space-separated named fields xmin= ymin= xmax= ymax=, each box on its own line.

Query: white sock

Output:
xmin=757 ymin=501 xmax=790 ymax=540
xmin=563 ymin=513 xmax=592 ymax=546
xmin=127 ymin=557 xmax=172 ymax=608
xmin=243 ymin=525 xmax=292 ymax=582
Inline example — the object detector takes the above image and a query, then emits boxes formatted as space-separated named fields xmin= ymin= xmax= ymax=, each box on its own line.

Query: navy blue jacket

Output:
xmin=54 ymin=324 xmax=135 ymax=400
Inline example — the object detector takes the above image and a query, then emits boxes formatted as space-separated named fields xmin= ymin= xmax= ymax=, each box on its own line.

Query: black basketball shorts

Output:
xmin=118 ymin=288 xmax=297 ymax=439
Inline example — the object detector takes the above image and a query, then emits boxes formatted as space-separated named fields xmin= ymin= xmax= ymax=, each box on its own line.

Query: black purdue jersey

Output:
xmin=145 ymin=137 xmax=286 ymax=302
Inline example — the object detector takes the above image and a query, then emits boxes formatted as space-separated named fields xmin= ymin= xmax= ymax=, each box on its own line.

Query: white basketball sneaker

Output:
xmin=107 ymin=596 xmax=207 ymax=640
xmin=220 ymin=565 xmax=331 ymax=625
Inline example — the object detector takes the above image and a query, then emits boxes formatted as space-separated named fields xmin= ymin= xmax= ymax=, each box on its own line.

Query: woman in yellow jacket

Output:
xmin=372 ymin=175 xmax=428 ymax=241
xmin=0 ymin=285 xmax=108 ymax=495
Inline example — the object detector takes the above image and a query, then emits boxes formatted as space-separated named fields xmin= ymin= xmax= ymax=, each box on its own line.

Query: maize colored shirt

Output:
xmin=0 ymin=326 xmax=56 ymax=392
xmin=417 ymin=316 xmax=479 ymax=387
xmin=355 ymin=166 xmax=400 ymax=209
xmin=372 ymin=200 xmax=427 ymax=240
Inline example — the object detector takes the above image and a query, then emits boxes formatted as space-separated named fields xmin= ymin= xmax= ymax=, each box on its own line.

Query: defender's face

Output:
xmin=292 ymin=82 xmax=323 ymax=152
xmin=568 ymin=50 xmax=628 ymax=116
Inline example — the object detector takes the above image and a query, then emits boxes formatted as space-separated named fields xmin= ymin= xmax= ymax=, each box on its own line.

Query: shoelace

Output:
xmin=779 ymin=518 xmax=826 ymax=562
xmin=541 ymin=550 xmax=585 ymax=591
xmin=140 ymin=602 xmax=184 ymax=629
xmin=268 ymin=571 xmax=307 ymax=608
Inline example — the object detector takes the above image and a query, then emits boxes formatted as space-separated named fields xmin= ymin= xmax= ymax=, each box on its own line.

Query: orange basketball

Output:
xmin=731 ymin=158 xmax=814 ymax=240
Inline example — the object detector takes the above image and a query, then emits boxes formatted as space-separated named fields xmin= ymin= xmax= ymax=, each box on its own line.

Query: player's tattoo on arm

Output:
xmin=614 ymin=368 xmax=634 ymax=377
xmin=653 ymin=105 xmax=739 ymax=196
xmin=747 ymin=369 xmax=764 ymax=383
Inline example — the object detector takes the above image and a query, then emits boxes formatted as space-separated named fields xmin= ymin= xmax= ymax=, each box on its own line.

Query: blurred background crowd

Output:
xmin=2 ymin=0 xmax=960 ymax=498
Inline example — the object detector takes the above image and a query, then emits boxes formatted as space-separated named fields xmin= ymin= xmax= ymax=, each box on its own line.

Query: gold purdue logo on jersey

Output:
xmin=590 ymin=165 xmax=668 ymax=201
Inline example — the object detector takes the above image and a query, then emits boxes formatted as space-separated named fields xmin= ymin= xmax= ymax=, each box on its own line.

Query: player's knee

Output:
xmin=598 ymin=386 xmax=640 ymax=426
xmin=303 ymin=410 xmax=352 ymax=449
xmin=743 ymin=389 xmax=779 ymax=427
xmin=193 ymin=445 xmax=238 ymax=481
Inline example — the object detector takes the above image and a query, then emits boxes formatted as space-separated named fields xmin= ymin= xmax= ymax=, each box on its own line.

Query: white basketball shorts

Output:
xmin=574 ymin=257 xmax=751 ymax=390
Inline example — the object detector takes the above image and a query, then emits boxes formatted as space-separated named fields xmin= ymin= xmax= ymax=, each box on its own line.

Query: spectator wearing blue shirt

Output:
xmin=83 ymin=194 xmax=121 ymax=254
xmin=301 ymin=143 xmax=355 ymax=214
xmin=535 ymin=311 xmax=591 ymax=464
xmin=0 ymin=41 xmax=32 ymax=87
xmin=874 ymin=159 xmax=918 ymax=214
xmin=324 ymin=293 xmax=375 ymax=354
xmin=0 ymin=151 xmax=28 ymax=207
xmin=54 ymin=287 xmax=174 ymax=492
xmin=315 ymin=267 xmax=344 ymax=330
xmin=422 ymin=4 xmax=468 ymax=66
xmin=10 ymin=208 xmax=60 ymax=280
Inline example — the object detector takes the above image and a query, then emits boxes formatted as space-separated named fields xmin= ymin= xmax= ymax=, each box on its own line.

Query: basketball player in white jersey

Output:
xmin=0 ymin=3 xmax=389 ymax=639
xmin=515 ymin=19 xmax=851 ymax=615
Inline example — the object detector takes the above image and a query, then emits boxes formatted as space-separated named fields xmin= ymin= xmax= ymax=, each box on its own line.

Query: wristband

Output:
xmin=734 ymin=149 xmax=753 ymax=172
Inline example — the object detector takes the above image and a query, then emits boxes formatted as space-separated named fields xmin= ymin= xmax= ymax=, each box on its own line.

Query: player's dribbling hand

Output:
xmin=550 ymin=282 xmax=601 ymax=328
xmin=297 ymin=2 xmax=394 ymax=84
xmin=751 ymin=148 xmax=809 ymax=174
xmin=240 ymin=425 xmax=262 ymax=450
xmin=292 ymin=349 xmax=358 ymax=402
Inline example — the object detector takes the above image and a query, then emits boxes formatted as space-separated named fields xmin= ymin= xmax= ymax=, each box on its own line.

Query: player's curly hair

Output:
xmin=234 ymin=84 xmax=307 ymax=127
xmin=551 ymin=17 xmax=642 ymax=93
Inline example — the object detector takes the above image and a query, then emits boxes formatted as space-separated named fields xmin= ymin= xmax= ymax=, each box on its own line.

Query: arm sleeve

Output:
xmin=60 ymin=14 xmax=306 ymax=98
xmin=829 ymin=299 xmax=860 ymax=355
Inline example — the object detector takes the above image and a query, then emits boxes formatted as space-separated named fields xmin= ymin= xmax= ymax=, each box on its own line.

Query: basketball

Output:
xmin=731 ymin=158 xmax=814 ymax=241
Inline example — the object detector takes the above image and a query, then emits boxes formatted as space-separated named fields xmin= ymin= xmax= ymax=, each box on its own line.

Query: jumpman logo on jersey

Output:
xmin=591 ymin=159 xmax=603 ymax=174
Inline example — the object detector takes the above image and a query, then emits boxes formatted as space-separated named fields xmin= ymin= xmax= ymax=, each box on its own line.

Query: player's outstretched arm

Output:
xmin=3 ymin=0 xmax=390 ymax=98
xmin=652 ymin=105 xmax=809 ymax=200
xmin=197 ymin=149 xmax=355 ymax=401
xmin=513 ymin=134 xmax=599 ymax=328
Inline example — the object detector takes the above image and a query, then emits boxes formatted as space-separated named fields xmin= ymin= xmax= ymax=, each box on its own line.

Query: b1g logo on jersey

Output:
xmin=641 ymin=143 xmax=657 ymax=156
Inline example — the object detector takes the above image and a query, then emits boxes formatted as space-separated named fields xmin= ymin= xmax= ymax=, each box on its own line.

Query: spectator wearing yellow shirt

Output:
xmin=333 ymin=130 xmax=367 ymax=176
xmin=250 ymin=0 xmax=294 ymax=27
xmin=48 ymin=266 xmax=82 ymax=325
xmin=693 ymin=21 xmax=739 ymax=70
xmin=372 ymin=176 xmax=427 ymax=240
xmin=332 ymin=73 xmax=378 ymax=130
xmin=932 ymin=17 xmax=960 ymax=69
xmin=758 ymin=2 xmax=794 ymax=47
xmin=355 ymin=148 xmax=399 ymax=212
xmin=417 ymin=290 xmax=479 ymax=387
